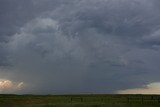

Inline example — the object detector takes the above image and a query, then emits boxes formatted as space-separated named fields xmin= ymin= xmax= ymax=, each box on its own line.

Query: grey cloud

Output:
xmin=142 ymin=29 xmax=160 ymax=45
xmin=0 ymin=0 xmax=160 ymax=94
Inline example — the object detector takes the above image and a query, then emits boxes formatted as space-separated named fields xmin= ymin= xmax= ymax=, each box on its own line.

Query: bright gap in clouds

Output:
xmin=117 ymin=82 xmax=160 ymax=94
xmin=0 ymin=79 xmax=24 ymax=94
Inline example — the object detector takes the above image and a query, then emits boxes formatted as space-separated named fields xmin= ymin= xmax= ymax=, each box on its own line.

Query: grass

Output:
xmin=0 ymin=94 xmax=160 ymax=107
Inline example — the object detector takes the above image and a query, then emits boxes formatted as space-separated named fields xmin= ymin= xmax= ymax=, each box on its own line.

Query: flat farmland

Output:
xmin=0 ymin=94 xmax=160 ymax=107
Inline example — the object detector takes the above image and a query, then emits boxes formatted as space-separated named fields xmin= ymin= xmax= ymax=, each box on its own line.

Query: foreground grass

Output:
xmin=0 ymin=94 xmax=160 ymax=107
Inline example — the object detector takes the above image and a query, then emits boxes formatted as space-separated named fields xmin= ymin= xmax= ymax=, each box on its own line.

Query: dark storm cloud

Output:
xmin=1 ymin=0 xmax=160 ymax=94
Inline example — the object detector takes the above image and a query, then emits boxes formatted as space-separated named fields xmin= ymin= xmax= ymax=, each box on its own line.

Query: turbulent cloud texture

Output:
xmin=1 ymin=0 xmax=160 ymax=94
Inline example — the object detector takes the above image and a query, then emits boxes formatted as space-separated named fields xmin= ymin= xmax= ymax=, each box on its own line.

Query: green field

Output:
xmin=0 ymin=94 xmax=160 ymax=107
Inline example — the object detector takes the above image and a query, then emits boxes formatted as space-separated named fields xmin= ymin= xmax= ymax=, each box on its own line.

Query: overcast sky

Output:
xmin=1 ymin=0 xmax=160 ymax=94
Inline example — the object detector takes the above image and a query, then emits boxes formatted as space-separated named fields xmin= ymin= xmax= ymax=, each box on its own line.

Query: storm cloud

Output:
xmin=1 ymin=0 xmax=160 ymax=94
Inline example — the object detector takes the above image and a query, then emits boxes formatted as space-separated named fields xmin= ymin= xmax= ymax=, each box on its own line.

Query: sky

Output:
xmin=1 ymin=0 xmax=160 ymax=94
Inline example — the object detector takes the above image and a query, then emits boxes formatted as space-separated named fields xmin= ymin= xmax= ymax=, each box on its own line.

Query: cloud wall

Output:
xmin=1 ymin=0 xmax=160 ymax=94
